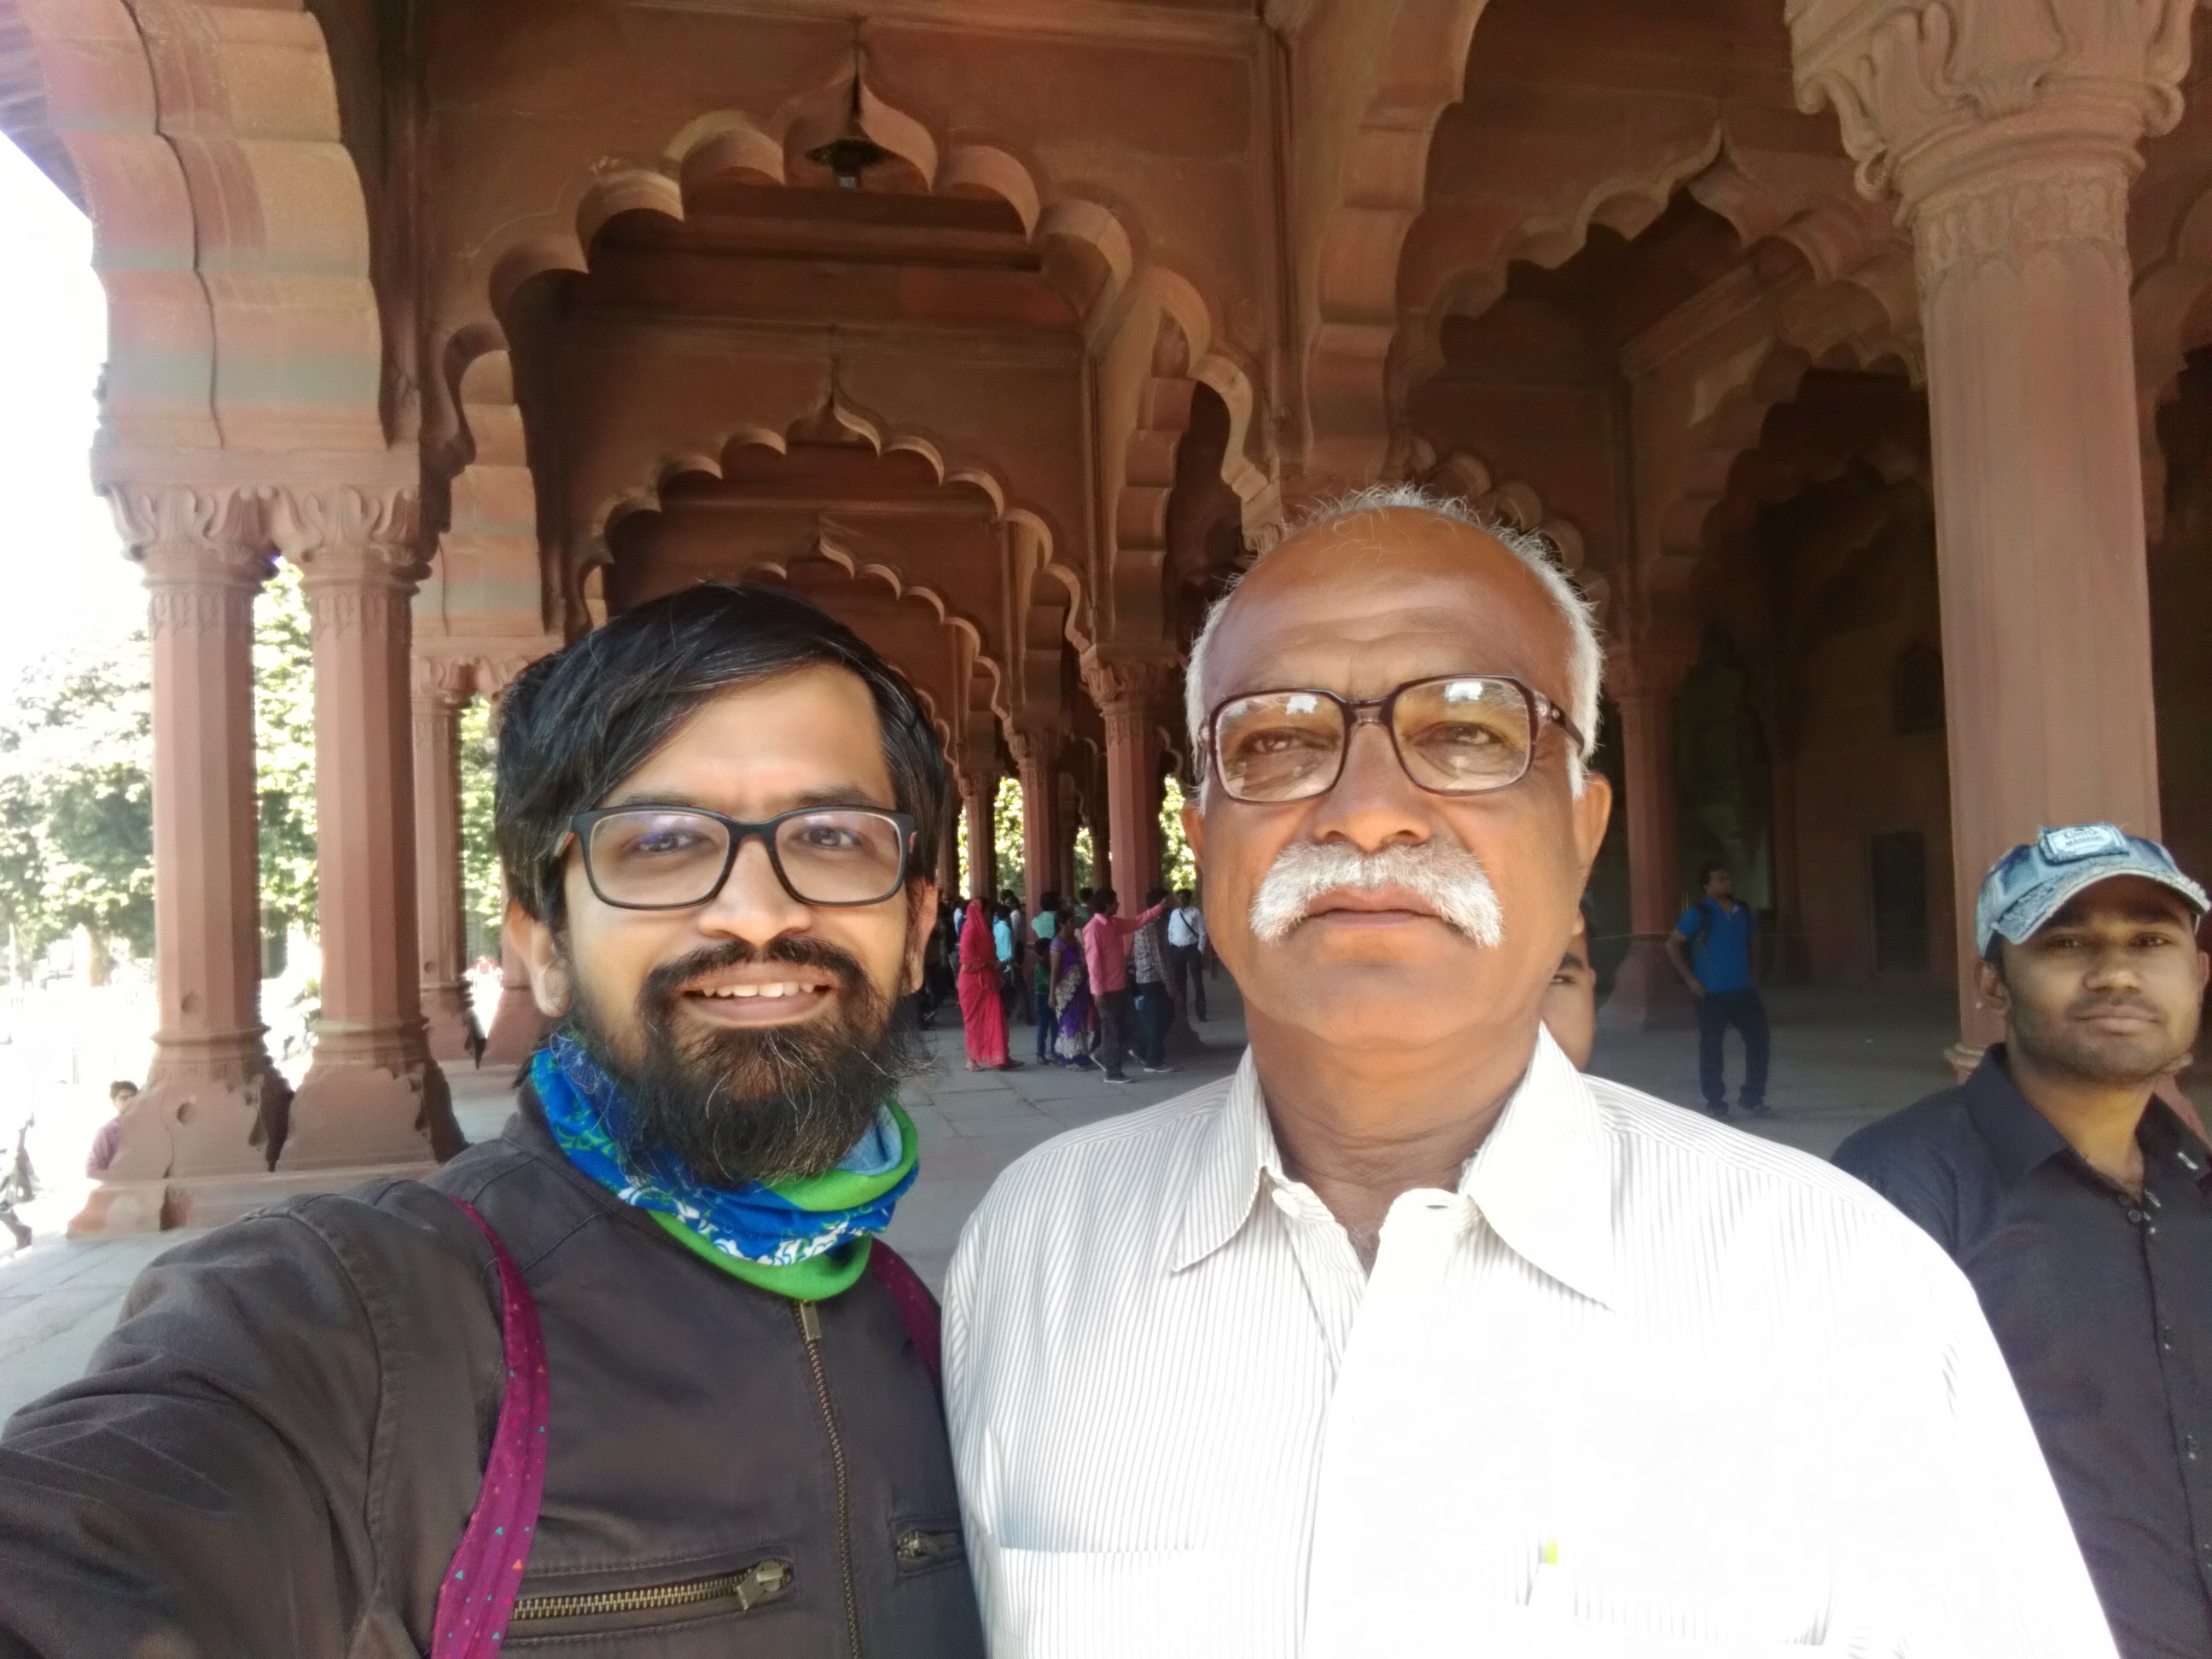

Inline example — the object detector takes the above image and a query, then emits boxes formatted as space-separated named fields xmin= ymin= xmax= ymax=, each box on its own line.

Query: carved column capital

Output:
xmin=1790 ymin=0 xmax=2197 ymax=209
xmin=1004 ymin=724 xmax=1060 ymax=776
xmin=410 ymin=652 xmax=477 ymax=710
xmin=107 ymin=483 xmax=273 ymax=591
xmin=1079 ymin=652 xmax=1176 ymax=718
xmin=1604 ymin=637 xmax=1699 ymax=705
xmin=268 ymin=483 xmax=428 ymax=590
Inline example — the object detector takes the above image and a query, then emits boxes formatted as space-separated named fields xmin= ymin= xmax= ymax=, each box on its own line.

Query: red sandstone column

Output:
xmin=1602 ymin=645 xmax=1697 ymax=1030
xmin=1083 ymin=657 xmax=1168 ymax=901
xmin=1793 ymin=1 xmax=2192 ymax=1058
xmin=270 ymin=485 xmax=460 ymax=1168
xmin=77 ymin=486 xmax=283 ymax=1231
xmin=1008 ymin=725 xmax=1060 ymax=913
xmin=412 ymin=655 xmax=475 ymax=1062
xmin=957 ymin=760 xmax=1000 ymax=899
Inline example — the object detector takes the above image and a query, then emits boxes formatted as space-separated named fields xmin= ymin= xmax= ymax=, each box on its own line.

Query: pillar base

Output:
xmin=1598 ymin=937 xmax=1698 ymax=1031
xmin=482 ymin=984 xmax=550 ymax=1067
xmin=278 ymin=1041 xmax=462 ymax=1172
xmin=422 ymin=981 xmax=483 ymax=1066
xmin=70 ymin=1161 xmax=443 ymax=1235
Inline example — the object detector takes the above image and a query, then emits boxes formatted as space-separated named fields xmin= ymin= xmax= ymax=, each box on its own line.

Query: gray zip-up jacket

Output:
xmin=0 ymin=1092 xmax=984 ymax=1658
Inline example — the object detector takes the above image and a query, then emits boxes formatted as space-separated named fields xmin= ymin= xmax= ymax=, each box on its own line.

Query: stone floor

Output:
xmin=0 ymin=975 xmax=1965 ymax=1423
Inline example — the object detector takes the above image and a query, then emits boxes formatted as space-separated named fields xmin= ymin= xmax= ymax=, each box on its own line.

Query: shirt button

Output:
xmin=2126 ymin=1208 xmax=2148 ymax=1225
xmin=2185 ymin=1434 xmax=2201 ymax=1462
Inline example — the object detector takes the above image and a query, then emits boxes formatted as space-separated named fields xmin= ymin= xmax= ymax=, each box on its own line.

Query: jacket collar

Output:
xmin=1167 ymin=1027 xmax=1618 ymax=1309
xmin=1965 ymin=1043 xmax=2212 ymax=1191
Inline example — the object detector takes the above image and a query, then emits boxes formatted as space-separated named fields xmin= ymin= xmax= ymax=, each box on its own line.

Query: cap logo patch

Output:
xmin=2039 ymin=824 xmax=2128 ymax=863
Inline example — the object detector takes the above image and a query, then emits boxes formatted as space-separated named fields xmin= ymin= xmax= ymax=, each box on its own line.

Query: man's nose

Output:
xmin=1307 ymin=719 xmax=1432 ymax=851
xmin=695 ymin=836 xmax=813 ymax=945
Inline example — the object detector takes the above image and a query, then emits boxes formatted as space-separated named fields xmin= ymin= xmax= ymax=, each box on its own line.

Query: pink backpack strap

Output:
xmin=865 ymin=1240 xmax=941 ymax=1389
xmin=430 ymin=1198 xmax=550 ymax=1657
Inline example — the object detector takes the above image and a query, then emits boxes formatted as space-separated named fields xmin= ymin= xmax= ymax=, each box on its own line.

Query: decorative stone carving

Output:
xmin=1912 ymin=164 xmax=2129 ymax=297
xmin=1790 ymin=0 xmax=2198 ymax=204
xmin=268 ymin=483 xmax=428 ymax=585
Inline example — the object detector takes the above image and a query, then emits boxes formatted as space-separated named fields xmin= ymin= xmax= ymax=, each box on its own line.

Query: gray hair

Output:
xmin=1183 ymin=482 xmax=1604 ymax=792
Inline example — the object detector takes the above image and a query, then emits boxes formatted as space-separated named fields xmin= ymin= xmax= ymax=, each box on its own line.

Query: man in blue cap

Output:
xmin=1836 ymin=824 xmax=2211 ymax=1659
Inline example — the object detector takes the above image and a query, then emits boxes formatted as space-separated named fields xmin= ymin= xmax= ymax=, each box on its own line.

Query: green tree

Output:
xmin=0 ymin=633 xmax=155 ymax=978
xmin=458 ymin=697 xmax=502 ymax=956
xmin=1158 ymin=777 xmax=1197 ymax=891
xmin=253 ymin=560 xmax=317 ymax=936
xmin=992 ymin=776 xmax=1023 ymax=899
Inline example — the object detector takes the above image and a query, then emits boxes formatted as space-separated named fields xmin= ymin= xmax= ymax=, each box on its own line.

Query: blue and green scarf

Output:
xmin=532 ymin=1033 xmax=917 ymax=1300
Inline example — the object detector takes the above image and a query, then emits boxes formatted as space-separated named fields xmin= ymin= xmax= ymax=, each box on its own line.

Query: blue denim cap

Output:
xmin=1975 ymin=823 xmax=2209 ymax=958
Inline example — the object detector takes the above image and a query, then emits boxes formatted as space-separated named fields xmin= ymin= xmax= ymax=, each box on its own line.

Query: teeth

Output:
xmin=699 ymin=982 xmax=824 ymax=998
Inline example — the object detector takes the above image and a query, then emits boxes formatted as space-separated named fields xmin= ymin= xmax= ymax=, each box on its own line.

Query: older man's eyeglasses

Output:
xmin=567 ymin=806 xmax=916 ymax=910
xmin=1204 ymin=675 xmax=1585 ymax=805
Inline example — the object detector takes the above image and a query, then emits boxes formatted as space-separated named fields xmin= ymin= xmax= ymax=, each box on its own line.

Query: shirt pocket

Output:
xmin=983 ymin=1544 xmax=1211 ymax=1659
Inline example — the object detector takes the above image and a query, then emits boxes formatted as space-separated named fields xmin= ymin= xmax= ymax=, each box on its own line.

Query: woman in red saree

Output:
xmin=957 ymin=899 xmax=1016 ymax=1070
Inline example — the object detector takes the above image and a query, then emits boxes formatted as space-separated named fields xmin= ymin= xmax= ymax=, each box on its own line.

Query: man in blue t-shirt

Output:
xmin=1666 ymin=863 xmax=1770 ymax=1119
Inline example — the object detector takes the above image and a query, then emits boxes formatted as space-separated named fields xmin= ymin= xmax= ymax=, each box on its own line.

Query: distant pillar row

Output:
xmin=1083 ymin=656 xmax=1170 ymax=903
xmin=271 ymin=486 xmax=459 ymax=1172
xmin=1008 ymin=725 xmax=1059 ymax=914
xmin=1601 ymin=643 xmax=1697 ymax=1032
xmin=958 ymin=760 xmax=999 ymax=900
xmin=80 ymin=486 xmax=285 ymax=1229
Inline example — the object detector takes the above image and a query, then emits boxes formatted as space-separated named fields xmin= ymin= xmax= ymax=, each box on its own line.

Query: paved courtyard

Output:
xmin=0 ymin=975 xmax=1970 ymax=1423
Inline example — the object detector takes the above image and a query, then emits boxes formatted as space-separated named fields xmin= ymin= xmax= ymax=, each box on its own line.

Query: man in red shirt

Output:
xmin=1081 ymin=886 xmax=1168 ymax=1084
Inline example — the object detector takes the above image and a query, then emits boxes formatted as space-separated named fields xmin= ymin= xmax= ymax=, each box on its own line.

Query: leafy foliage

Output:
xmin=0 ymin=634 xmax=154 ymax=966
xmin=1158 ymin=777 xmax=1197 ymax=892
xmin=253 ymin=561 xmax=317 ymax=935
xmin=458 ymin=697 xmax=502 ymax=954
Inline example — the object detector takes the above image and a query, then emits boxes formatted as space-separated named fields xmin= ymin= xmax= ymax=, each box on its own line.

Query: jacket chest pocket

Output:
xmin=498 ymin=1551 xmax=799 ymax=1648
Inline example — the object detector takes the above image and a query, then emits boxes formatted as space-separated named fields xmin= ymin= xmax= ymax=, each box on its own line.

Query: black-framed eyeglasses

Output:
xmin=565 ymin=805 xmax=917 ymax=911
xmin=1203 ymin=674 xmax=1586 ymax=805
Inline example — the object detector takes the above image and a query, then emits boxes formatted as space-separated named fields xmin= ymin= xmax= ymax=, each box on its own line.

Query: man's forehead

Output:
xmin=1210 ymin=512 xmax=1574 ymax=697
xmin=2038 ymin=876 xmax=2201 ymax=932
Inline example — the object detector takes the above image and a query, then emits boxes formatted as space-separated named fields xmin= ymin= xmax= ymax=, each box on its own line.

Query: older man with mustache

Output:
xmin=944 ymin=487 xmax=2116 ymax=1658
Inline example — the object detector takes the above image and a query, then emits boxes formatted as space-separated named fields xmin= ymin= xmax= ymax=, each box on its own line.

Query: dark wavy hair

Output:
xmin=495 ymin=582 xmax=951 ymax=928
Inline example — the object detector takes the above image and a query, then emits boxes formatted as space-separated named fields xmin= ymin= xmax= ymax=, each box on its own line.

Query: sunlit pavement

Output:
xmin=3 ymin=976 xmax=2000 ymax=1422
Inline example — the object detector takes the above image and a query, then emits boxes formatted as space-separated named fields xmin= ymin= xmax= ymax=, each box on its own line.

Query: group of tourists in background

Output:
xmin=0 ymin=492 xmax=2204 ymax=1659
xmin=936 ymin=882 xmax=1210 ymax=1083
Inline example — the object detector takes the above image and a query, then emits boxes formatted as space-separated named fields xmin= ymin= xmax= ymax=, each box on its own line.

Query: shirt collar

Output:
xmin=1167 ymin=1030 xmax=1619 ymax=1310
xmin=1962 ymin=1045 xmax=2072 ymax=1188
xmin=1965 ymin=1043 xmax=2212 ymax=1191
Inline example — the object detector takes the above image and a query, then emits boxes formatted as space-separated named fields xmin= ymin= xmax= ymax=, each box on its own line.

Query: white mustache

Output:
xmin=1249 ymin=839 xmax=1505 ymax=946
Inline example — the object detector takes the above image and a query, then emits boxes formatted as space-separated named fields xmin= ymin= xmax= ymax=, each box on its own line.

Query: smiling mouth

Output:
xmin=678 ymin=977 xmax=840 ymax=1022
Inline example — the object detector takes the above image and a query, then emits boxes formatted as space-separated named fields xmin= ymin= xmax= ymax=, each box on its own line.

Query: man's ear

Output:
xmin=904 ymin=879 xmax=937 ymax=994
xmin=1182 ymin=794 xmax=1206 ymax=868
xmin=509 ymin=899 xmax=573 ymax=1018
xmin=1974 ymin=952 xmax=2007 ymax=1016
xmin=1570 ymin=771 xmax=1613 ymax=886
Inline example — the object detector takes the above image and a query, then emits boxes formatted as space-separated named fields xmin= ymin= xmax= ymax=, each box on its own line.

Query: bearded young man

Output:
xmin=1837 ymin=827 xmax=2212 ymax=1659
xmin=944 ymin=488 xmax=2117 ymax=1658
xmin=0 ymin=585 xmax=983 ymax=1658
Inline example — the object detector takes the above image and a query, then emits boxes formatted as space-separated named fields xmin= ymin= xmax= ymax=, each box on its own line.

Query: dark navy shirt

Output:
xmin=1834 ymin=1049 xmax=2212 ymax=1659
xmin=1673 ymin=899 xmax=1756 ymax=993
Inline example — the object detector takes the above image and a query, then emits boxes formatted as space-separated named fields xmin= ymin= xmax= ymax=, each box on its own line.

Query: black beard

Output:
xmin=562 ymin=934 xmax=926 ymax=1186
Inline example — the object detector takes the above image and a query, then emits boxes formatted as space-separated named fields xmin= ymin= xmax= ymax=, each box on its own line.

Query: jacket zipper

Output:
xmin=795 ymin=1297 xmax=865 ymax=1659
xmin=509 ymin=1557 xmax=792 ymax=1621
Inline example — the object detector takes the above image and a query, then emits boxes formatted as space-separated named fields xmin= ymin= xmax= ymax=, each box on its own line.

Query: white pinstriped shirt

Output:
xmin=944 ymin=1031 xmax=2118 ymax=1659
